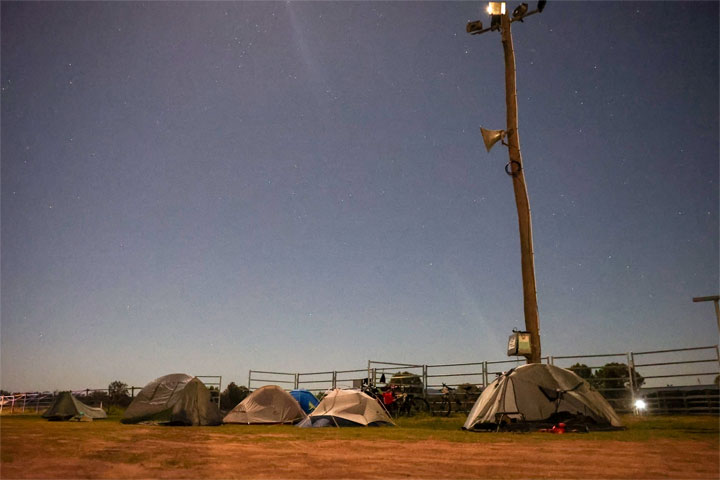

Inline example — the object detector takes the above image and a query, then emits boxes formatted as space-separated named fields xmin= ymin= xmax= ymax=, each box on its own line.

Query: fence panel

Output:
xmin=247 ymin=346 xmax=718 ymax=416
xmin=1 ymin=389 xmax=109 ymax=414
xmin=247 ymin=370 xmax=296 ymax=391
xmin=367 ymin=361 xmax=424 ymax=388
xmin=631 ymin=346 xmax=719 ymax=388
xmin=631 ymin=346 xmax=719 ymax=415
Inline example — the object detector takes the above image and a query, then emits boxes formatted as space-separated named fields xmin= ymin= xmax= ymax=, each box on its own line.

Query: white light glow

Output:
xmin=634 ymin=399 xmax=647 ymax=410
xmin=487 ymin=2 xmax=506 ymax=15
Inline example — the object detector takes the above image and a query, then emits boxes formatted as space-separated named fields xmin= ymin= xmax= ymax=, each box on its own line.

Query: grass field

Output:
xmin=1 ymin=413 xmax=718 ymax=479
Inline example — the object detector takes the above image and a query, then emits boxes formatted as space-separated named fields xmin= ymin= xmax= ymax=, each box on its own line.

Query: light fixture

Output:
xmin=480 ymin=127 xmax=506 ymax=152
xmin=634 ymin=399 xmax=647 ymax=411
xmin=512 ymin=3 xmax=529 ymax=20
xmin=487 ymin=2 xmax=506 ymax=15
xmin=466 ymin=20 xmax=484 ymax=34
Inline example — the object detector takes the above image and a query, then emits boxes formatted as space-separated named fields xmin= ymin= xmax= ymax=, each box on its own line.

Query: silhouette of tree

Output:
xmin=220 ymin=382 xmax=249 ymax=410
xmin=108 ymin=381 xmax=131 ymax=406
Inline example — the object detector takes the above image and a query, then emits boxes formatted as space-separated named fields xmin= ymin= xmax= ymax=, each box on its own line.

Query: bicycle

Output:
xmin=394 ymin=387 xmax=431 ymax=417
xmin=361 ymin=383 xmax=397 ymax=418
xmin=434 ymin=383 xmax=455 ymax=417
xmin=366 ymin=384 xmax=430 ymax=418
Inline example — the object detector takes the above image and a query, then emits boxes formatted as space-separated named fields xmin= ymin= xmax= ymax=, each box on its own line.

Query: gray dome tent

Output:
xmin=42 ymin=391 xmax=107 ymax=421
xmin=223 ymin=385 xmax=307 ymax=424
xmin=122 ymin=373 xmax=222 ymax=426
xmin=463 ymin=363 xmax=623 ymax=431
xmin=297 ymin=388 xmax=394 ymax=427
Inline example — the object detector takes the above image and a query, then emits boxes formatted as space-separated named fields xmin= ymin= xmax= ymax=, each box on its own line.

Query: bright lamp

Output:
xmin=487 ymin=2 xmax=506 ymax=15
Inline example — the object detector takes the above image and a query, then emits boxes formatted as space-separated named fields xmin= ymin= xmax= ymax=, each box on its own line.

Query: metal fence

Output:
xmin=0 ymin=389 xmax=110 ymax=414
xmin=3 ymin=348 xmax=717 ymax=416
xmin=1 ymin=392 xmax=55 ymax=414
xmin=1 ymin=376 xmax=224 ymax=414
xmin=248 ymin=345 xmax=719 ymax=415
xmin=247 ymin=368 xmax=370 ymax=395
xmin=549 ymin=345 xmax=719 ymax=413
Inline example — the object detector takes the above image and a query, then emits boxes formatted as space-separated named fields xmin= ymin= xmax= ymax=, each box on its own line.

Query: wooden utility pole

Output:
xmin=467 ymin=3 xmax=545 ymax=364
xmin=500 ymin=13 xmax=541 ymax=364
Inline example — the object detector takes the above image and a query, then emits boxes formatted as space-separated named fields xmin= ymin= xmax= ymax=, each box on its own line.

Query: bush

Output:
xmin=220 ymin=382 xmax=249 ymax=410
xmin=569 ymin=363 xmax=593 ymax=380
xmin=593 ymin=362 xmax=644 ymax=398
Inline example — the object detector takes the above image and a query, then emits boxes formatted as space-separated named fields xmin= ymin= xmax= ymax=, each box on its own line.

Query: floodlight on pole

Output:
xmin=466 ymin=20 xmax=485 ymax=34
xmin=487 ymin=2 xmax=506 ymax=15
xmin=466 ymin=1 xmax=547 ymax=364
xmin=512 ymin=3 xmax=529 ymax=21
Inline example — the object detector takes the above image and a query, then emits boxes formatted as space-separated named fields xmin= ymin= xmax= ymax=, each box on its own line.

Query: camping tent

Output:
xmin=121 ymin=373 xmax=222 ymax=426
xmin=463 ymin=363 xmax=623 ymax=431
xmin=297 ymin=388 xmax=394 ymax=427
xmin=223 ymin=385 xmax=307 ymax=424
xmin=42 ymin=391 xmax=107 ymax=421
xmin=290 ymin=390 xmax=319 ymax=414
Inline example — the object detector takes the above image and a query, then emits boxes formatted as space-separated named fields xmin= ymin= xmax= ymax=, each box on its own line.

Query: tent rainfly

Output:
xmin=463 ymin=363 xmax=624 ymax=432
xmin=121 ymin=373 xmax=222 ymax=426
xmin=42 ymin=391 xmax=107 ymax=421
xmin=223 ymin=385 xmax=307 ymax=424
xmin=290 ymin=389 xmax=320 ymax=414
xmin=297 ymin=388 xmax=394 ymax=427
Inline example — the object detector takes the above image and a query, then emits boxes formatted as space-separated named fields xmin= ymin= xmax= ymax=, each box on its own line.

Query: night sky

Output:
xmin=2 ymin=1 xmax=718 ymax=392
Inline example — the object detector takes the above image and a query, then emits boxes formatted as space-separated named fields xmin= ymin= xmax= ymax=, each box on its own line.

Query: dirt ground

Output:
xmin=1 ymin=419 xmax=718 ymax=479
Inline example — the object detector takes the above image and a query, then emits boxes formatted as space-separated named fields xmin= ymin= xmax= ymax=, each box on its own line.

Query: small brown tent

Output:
xmin=223 ymin=385 xmax=306 ymax=424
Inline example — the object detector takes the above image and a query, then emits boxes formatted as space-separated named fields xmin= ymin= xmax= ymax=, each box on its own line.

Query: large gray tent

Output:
xmin=42 ymin=391 xmax=107 ymax=421
xmin=122 ymin=373 xmax=222 ymax=426
xmin=223 ymin=385 xmax=307 ymax=424
xmin=463 ymin=364 xmax=623 ymax=431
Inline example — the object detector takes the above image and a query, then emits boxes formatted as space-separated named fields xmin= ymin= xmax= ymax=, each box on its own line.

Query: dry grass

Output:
xmin=1 ymin=414 xmax=717 ymax=479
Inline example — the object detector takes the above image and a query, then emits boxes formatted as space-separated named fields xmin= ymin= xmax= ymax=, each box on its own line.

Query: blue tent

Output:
xmin=290 ymin=390 xmax=319 ymax=414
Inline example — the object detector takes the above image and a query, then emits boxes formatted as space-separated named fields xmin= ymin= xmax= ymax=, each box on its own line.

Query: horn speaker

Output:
xmin=480 ymin=127 xmax=506 ymax=152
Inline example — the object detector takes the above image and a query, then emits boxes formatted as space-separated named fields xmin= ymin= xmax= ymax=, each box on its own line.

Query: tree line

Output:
xmin=569 ymin=362 xmax=644 ymax=400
